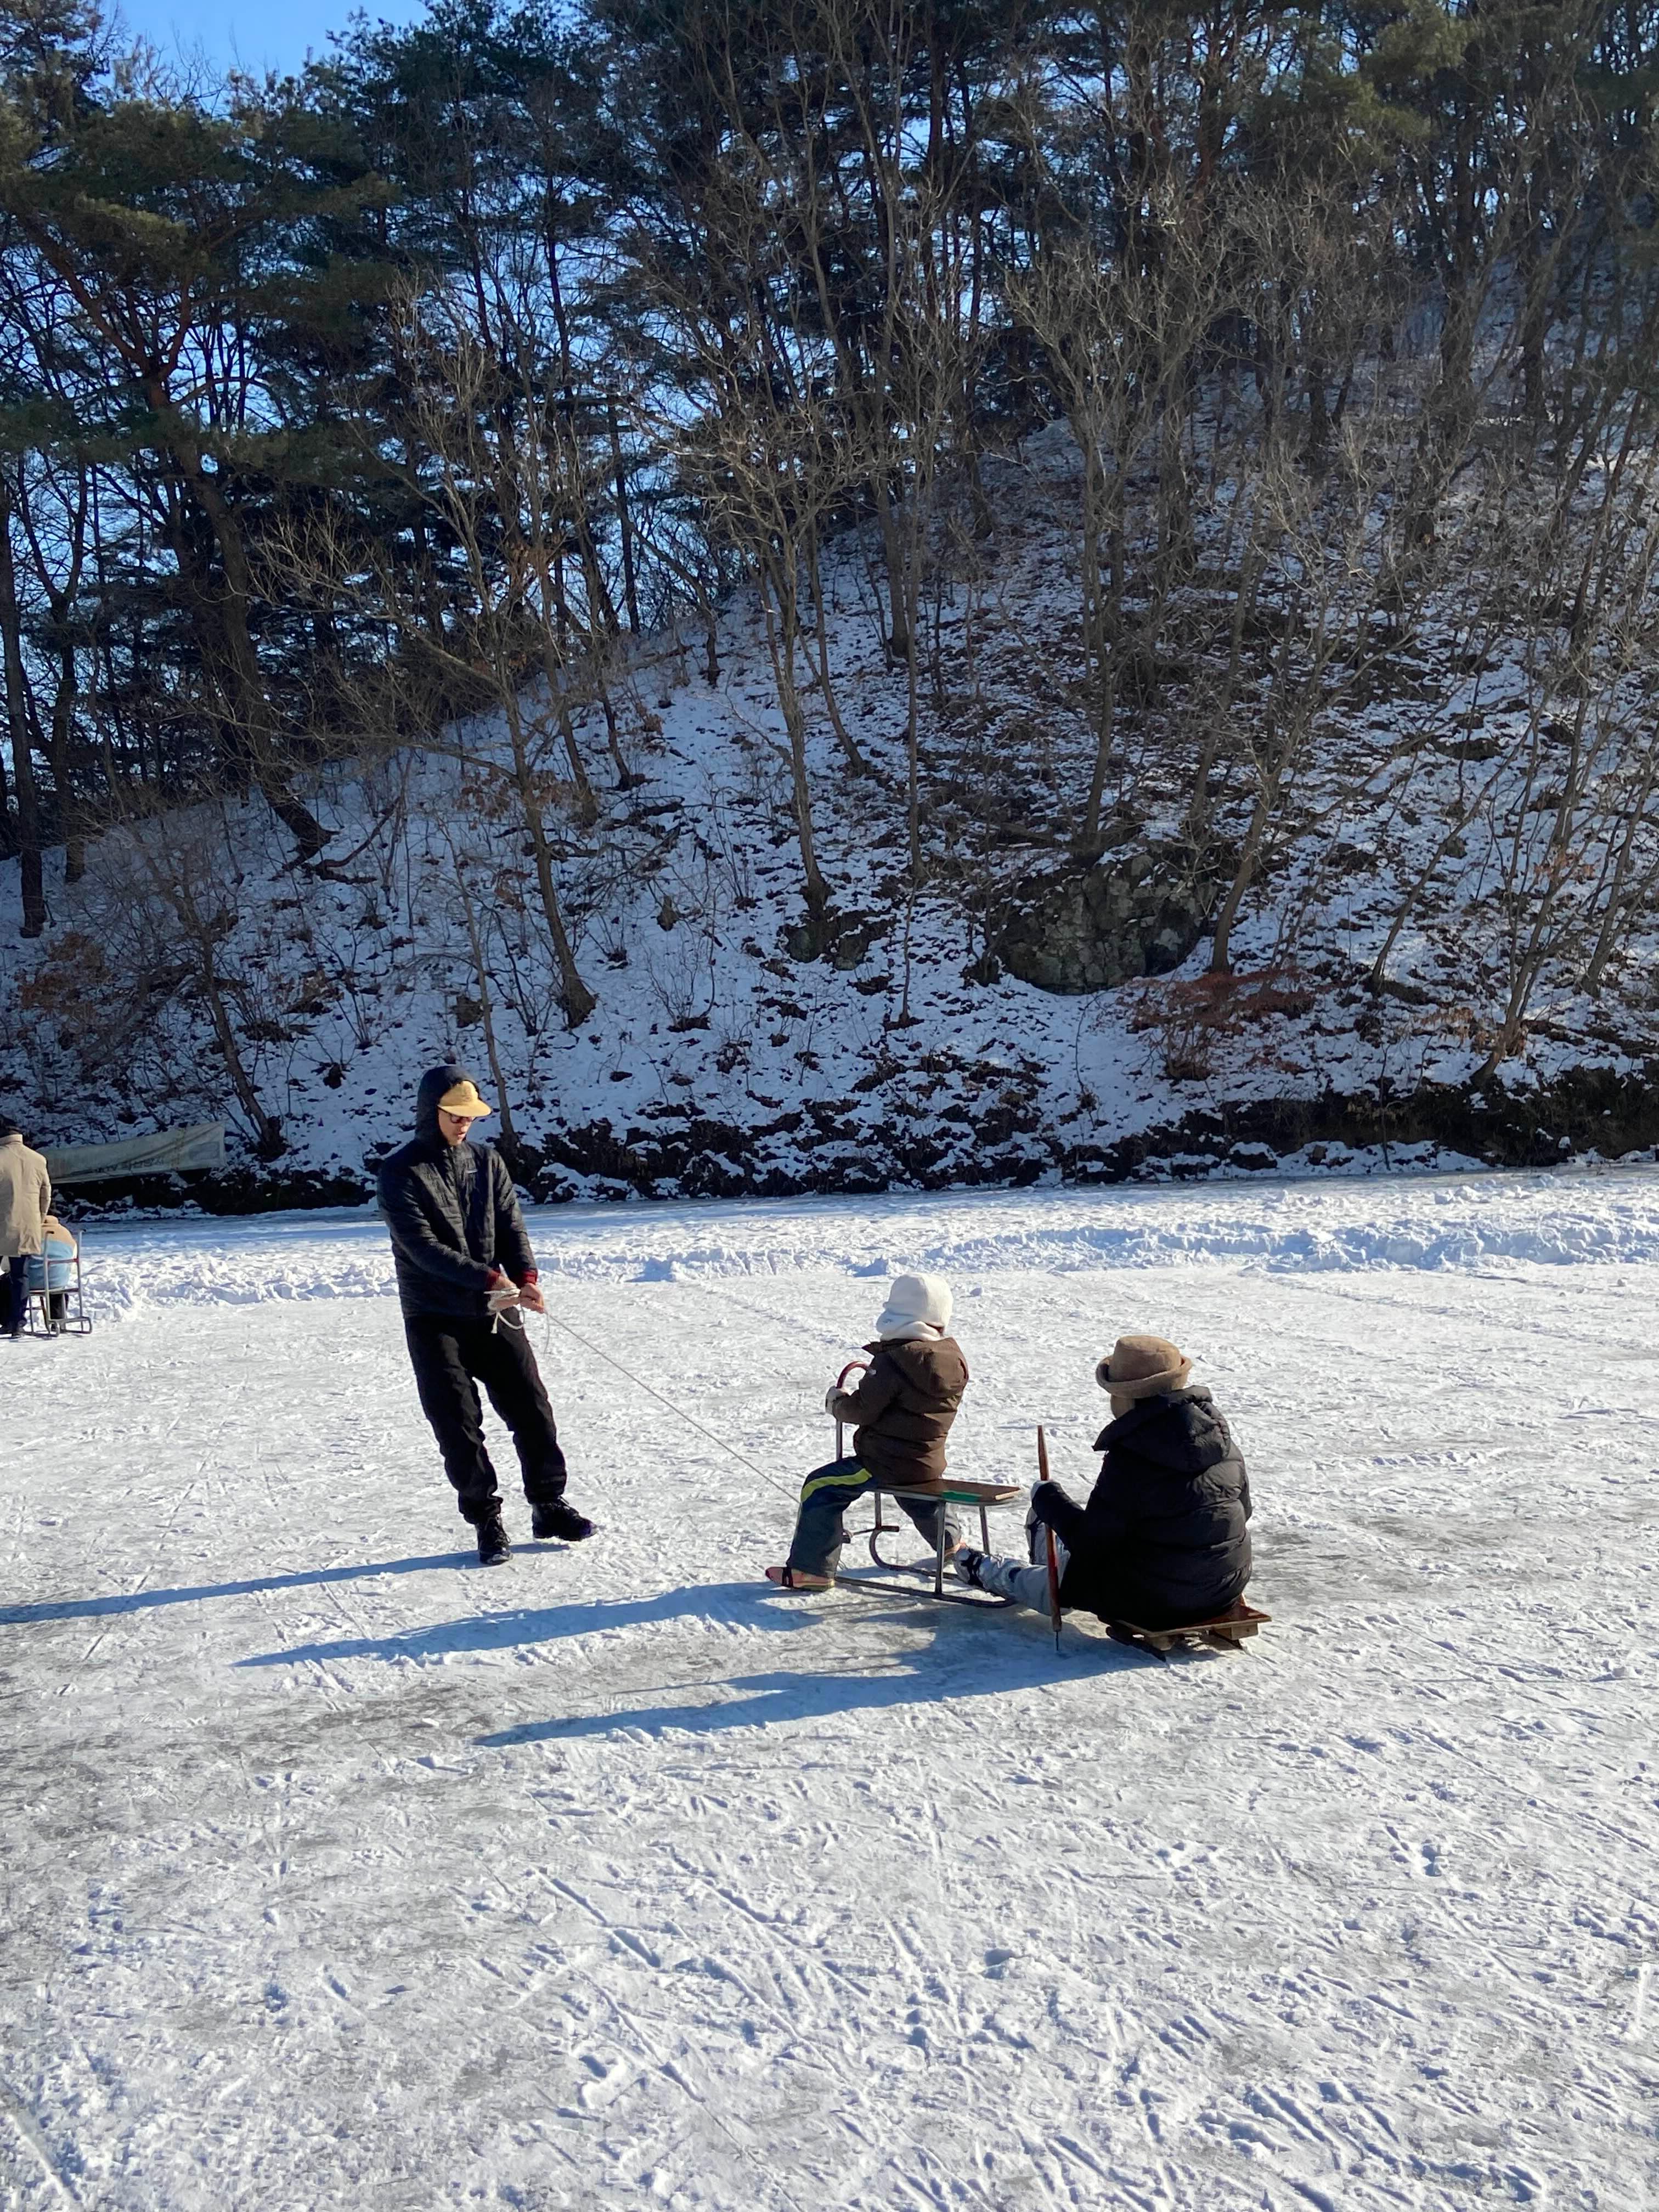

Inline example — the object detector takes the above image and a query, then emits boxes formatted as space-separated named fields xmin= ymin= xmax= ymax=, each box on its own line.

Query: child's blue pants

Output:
xmin=786 ymin=1457 xmax=962 ymax=1578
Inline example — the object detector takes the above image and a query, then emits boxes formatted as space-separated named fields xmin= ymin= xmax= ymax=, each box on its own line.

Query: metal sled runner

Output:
xmin=21 ymin=1241 xmax=92 ymax=1338
xmin=839 ymin=1476 xmax=1026 ymax=1607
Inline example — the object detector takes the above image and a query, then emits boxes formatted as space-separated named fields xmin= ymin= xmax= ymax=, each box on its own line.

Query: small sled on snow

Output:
xmin=1105 ymin=1598 xmax=1272 ymax=1655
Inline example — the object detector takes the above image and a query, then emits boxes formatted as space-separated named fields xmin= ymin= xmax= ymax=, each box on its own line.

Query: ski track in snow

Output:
xmin=2 ymin=1176 xmax=1657 ymax=2210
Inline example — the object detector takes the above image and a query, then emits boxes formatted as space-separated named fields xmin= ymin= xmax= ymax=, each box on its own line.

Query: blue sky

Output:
xmin=114 ymin=0 xmax=428 ymax=78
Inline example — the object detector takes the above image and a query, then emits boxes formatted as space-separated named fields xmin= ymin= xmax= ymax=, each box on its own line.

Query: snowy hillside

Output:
xmin=5 ymin=426 xmax=1658 ymax=1209
xmin=3 ymin=1175 xmax=1656 ymax=2208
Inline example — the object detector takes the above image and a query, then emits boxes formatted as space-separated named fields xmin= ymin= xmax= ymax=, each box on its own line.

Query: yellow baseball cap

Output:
xmin=437 ymin=1079 xmax=493 ymax=1119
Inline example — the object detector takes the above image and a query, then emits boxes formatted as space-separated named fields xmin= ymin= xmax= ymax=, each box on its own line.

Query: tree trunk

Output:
xmin=803 ymin=532 xmax=870 ymax=776
xmin=15 ymin=465 xmax=88 ymax=881
xmin=455 ymin=868 xmax=518 ymax=1144
xmin=0 ymin=474 xmax=46 ymax=936
xmin=873 ymin=473 xmax=911 ymax=660
xmin=535 ymin=623 xmax=596 ymax=817
xmin=146 ymin=386 xmax=330 ymax=860
xmin=151 ymin=856 xmax=283 ymax=1155
xmin=759 ymin=561 xmax=831 ymax=932
xmin=607 ymin=395 xmax=641 ymax=634
xmin=46 ymin=624 xmax=83 ymax=882
xmin=198 ymin=933 xmax=285 ymax=1156
xmin=597 ymin=687 xmax=634 ymax=787
xmin=1079 ymin=439 xmax=1125 ymax=851
xmin=501 ymin=695 xmax=596 ymax=1027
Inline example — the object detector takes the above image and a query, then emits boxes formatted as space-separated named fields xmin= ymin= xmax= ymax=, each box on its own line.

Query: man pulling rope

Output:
xmin=377 ymin=1064 xmax=595 ymax=1566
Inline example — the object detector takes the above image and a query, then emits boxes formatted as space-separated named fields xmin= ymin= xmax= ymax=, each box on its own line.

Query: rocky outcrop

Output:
xmin=990 ymin=845 xmax=1219 ymax=995
xmin=50 ymin=1060 xmax=1659 ymax=1216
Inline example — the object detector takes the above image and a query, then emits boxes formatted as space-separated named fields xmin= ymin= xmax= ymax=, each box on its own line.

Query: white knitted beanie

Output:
xmin=874 ymin=1272 xmax=953 ymax=1342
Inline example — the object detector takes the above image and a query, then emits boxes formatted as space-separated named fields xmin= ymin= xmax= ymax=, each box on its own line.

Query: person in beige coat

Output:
xmin=0 ymin=1116 xmax=51 ymax=1340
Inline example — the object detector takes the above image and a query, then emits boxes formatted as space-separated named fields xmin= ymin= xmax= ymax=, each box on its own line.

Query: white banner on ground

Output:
xmin=44 ymin=1123 xmax=227 ymax=1183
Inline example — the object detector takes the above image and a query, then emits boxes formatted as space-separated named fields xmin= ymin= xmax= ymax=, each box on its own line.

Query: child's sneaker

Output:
xmin=955 ymin=1548 xmax=986 ymax=1588
xmin=764 ymin=1563 xmax=833 ymax=1589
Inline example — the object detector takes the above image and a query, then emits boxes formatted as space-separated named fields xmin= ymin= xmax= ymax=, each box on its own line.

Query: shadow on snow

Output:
xmin=230 ymin=1579 xmax=1143 ymax=1733
xmin=0 ymin=1550 xmax=472 ymax=1627
xmin=476 ymin=1637 xmax=1141 ymax=1746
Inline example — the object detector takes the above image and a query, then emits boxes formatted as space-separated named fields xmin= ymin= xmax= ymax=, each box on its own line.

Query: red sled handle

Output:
xmin=1037 ymin=1424 xmax=1062 ymax=1647
xmin=834 ymin=1358 xmax=870 ymax=1460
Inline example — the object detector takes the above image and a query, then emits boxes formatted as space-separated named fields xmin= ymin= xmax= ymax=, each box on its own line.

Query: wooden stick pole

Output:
xmin=1036 ymin=1425 xmax=1062 ymax=1648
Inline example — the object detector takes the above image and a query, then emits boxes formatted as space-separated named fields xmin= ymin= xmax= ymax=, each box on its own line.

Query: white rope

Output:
xmin=519 ymin=1299 xmax=801 ymax=1503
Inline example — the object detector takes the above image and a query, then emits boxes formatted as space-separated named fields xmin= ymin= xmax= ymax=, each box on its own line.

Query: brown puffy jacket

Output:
xmin=0 ymin=1134 xmax=50 ymax=1259
xmin=830 ymin=1336 xmax=969 ymax=1486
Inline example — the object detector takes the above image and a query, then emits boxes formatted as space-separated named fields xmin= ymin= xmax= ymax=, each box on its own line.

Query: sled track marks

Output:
xmin=7 ymin=1215 xmax=1659 ymax=2210
xmin=0 ymin=2075 xmax=80 ymax=2207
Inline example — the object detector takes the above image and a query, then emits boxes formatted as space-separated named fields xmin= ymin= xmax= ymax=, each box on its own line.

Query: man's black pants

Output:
xmin=404 ymin=1314 xmax=568 ymax=1525
xmin=4 ymin=1256 xmax=29 ymax=1339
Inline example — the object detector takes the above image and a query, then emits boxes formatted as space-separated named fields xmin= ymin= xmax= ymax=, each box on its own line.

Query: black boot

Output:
xmin=475 ymin=1512 xmax=511 ymax=1566
xmin=531 ymin=1499 xmax=594 ymax=1543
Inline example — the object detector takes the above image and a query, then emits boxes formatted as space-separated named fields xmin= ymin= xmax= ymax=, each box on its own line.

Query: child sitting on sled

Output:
xmin=765 ymin=1273 xmax=968 ymax=1590
xmin=956 ymin=1334 xmax=1251 ymax=1627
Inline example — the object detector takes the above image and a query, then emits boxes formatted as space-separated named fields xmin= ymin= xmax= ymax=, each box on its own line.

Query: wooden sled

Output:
xmin=1107 ymin=1598 xmax=1271 ymax=1655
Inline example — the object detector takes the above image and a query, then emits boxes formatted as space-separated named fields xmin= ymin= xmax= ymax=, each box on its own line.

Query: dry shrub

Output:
xmin=18 ymin=933 xmax=115 ymax=1047
xmin=1129 ymin=969 xmax=1316 ymax=1082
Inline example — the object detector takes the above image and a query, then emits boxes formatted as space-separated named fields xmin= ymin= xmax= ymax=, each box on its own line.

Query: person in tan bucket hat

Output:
xmin=1095 ymin=1333 xmax=1192 ymax=1404
xmin=957 ymin=1332 xmax=1252 ymax=1628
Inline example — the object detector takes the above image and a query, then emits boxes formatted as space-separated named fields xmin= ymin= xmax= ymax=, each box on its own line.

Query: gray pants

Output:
xmin=788 ymin=1457 xmax=962 ymax=1578
xmin=975 ymin=1520 xmax=1070 ymax=1614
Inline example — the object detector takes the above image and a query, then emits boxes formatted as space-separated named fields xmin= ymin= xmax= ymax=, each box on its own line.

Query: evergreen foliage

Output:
xmin=3 ymin=0 xmax=1657 ymax=1120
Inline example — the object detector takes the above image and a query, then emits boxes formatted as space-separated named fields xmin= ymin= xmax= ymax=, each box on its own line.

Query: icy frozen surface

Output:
xmin=2 ymin=1174 xmax=1656 ymax=2209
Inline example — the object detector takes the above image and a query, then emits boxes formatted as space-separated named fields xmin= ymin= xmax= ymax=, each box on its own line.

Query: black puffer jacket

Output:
xmin=377 ymin=1064 xmax=535 ymax=1321
xmin=1030 ymin=1387 xmax=1251 ymax=1628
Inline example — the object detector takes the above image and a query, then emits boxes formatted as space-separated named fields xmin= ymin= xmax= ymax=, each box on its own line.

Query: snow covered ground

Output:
xmin=3 ymin=1173 xmax=1656 ymax=2210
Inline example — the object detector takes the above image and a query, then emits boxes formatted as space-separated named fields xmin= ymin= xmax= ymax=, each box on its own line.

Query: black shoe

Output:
xmin=531 ymin=1499 xmax=594 ymax=1543
xmin=475 ymin=1515 xmax=511 ymax=1566
xmin=955 ymin=1548 xmax=986 ymax=1589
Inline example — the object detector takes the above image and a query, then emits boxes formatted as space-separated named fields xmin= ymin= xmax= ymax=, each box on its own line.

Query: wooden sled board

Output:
xmin=1108 ymin=1599 xmax=1271 ymax=1654
xmin=872 ymin=1481 xmax=1024 ymax=1506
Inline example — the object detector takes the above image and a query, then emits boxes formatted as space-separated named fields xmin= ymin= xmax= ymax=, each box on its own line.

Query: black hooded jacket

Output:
xmin=1030 ymin=1387 xmax=1252 ymax=1628
xmin=377 ymin=1064 xmax=536 ymax=1322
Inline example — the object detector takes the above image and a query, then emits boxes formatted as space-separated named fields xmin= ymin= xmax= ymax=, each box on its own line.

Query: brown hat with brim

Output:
xmin=1095 ymin=1333 xmax=1192 ymax=1399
